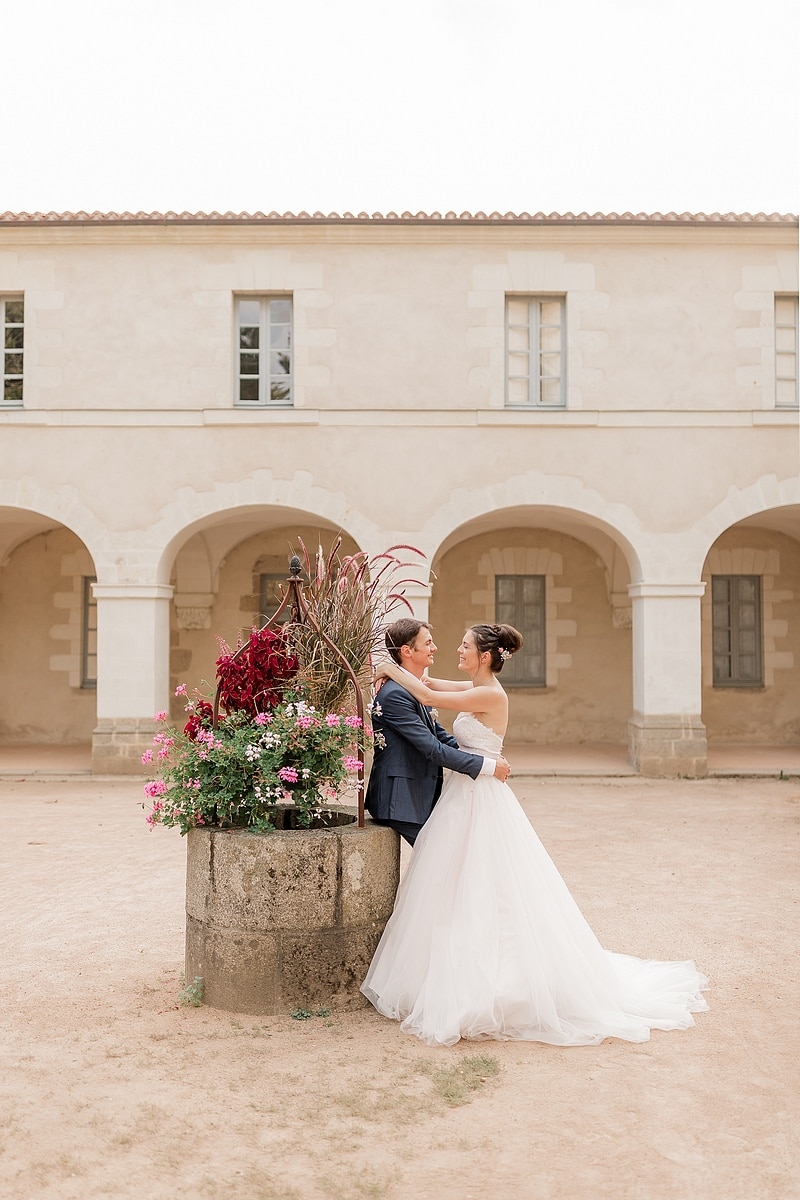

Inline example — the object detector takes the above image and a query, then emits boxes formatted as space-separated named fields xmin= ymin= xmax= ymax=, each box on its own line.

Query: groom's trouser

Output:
xmin=371 ymin=817 xmax=421 ymax=846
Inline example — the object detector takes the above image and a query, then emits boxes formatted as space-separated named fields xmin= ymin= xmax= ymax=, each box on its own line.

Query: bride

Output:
xmin=361 ymin=622 xmax=708 ymax=1047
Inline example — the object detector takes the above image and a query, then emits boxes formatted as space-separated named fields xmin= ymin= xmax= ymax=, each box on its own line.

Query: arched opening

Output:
xmin=429 ymin=506 xmax=638 ymax=767
xmin=700 ymin=504 xmax=800 ymax=764
xmin=0 ymin=508 xmax=98 ymax=759
xmin=161 ymin=506 xmax=363 ymax=725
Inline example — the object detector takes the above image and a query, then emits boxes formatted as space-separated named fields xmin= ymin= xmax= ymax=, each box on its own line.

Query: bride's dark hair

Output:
xmin=470 ymin=624 xmax=524 ymax=674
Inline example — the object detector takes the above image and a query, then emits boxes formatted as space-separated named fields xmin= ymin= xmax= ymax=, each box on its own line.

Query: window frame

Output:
xmin=711 ymin=574 xmax=763 ymax=688
xmin=775 ymin=294 xmax=799 ymax=409
xmin=2 ymin=295 xmax=24 ymax=408
xmin=505 ymin=295 xmax=566 ymax=409
xmin=235 ymin=295 xmax=293 ymax=408
xmin=81 ymin=576 xmax=98 ymax=689
xmin=494 ymin=573 xmax=547 ymax=688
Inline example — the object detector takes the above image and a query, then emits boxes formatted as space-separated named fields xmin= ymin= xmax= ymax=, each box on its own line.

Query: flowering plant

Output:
xmin=142 ymin=539 xmax=423 ymax=835
xmin=144 ymin=689 xmax=365 ymax=835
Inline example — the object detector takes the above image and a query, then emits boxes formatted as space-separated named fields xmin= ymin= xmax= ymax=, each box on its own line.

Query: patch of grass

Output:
xmin=319 ymin=1170 xmax=395 ymax=1200
xmin=179 ymin=975 xmax=204 ymax=1007
xmin=420 ymin=1053 xmax=501 ymax=1107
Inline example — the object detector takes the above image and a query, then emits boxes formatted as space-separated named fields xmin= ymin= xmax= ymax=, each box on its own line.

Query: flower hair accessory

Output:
xmin=499 ymin=647 xmax=512 ymax=661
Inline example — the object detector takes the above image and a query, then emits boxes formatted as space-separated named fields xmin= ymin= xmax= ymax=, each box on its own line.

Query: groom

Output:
xmin=365 ymin=618 xmax=510 ymax=845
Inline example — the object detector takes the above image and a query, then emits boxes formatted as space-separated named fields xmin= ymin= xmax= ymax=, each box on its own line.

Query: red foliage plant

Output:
xmin=214 ymin=626 xmax=299 ymax=719
xmin=183 ymin=699 xmax=215 ymax=740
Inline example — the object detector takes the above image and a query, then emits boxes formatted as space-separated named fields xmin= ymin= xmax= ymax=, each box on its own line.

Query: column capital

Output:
xmin=628 ymin=582 xmax=706 ymax=600
xmin=92 ymin=584 xmax=174 ymax=600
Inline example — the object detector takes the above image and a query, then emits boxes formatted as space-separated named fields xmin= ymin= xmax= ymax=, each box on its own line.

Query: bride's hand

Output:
xmin=373 ymin=660 xmax=403 ymax=685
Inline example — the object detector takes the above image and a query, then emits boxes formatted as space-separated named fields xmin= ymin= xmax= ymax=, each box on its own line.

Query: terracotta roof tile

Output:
xmin=0 ymin=209 xmax=796 ymax=226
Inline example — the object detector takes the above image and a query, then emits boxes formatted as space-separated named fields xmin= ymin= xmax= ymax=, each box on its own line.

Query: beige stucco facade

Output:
xmin=0 ymin=211 xmax=797 ymax=775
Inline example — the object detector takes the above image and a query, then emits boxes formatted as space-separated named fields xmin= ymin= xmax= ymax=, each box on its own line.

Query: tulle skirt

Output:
xmin=361 ymin=771 xmax=708 ymax=1047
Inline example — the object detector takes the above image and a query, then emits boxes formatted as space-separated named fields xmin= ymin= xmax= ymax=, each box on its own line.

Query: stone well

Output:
xmin=185 ymin=810 xmax=400 ymax=1015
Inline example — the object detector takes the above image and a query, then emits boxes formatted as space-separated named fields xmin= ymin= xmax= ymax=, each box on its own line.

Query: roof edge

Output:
xmin=0 ymin=209 xmax=797 ymax=227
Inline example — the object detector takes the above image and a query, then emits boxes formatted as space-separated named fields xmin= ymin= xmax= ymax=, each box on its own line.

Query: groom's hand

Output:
xmin=494 ymin=756 xmax=510 ymax=782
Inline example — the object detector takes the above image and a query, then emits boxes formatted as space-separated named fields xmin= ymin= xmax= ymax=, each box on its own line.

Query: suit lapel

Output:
xmin=419 ymin=700 xmax=435 ymax=731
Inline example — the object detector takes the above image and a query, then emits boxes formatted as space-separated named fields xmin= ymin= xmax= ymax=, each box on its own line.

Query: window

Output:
xmin=775 ymin=295 xmax=798 ymax=408
xmin=495 ymin=575 xmax=546 ymax=686
xmin=711 ymin=575 xmax=762 ymax=687
xmin=506 ymin=296 xmax=565 ymax=408
xmin=258 ymin=572 xmax=290 ymax=624
xmin=236 ymin=297 xmax=292 ymax=406
xmin=2 ymin=296 xmax=24 ymax=407
xmin=82 ymin=577 xmax=97 ymax=688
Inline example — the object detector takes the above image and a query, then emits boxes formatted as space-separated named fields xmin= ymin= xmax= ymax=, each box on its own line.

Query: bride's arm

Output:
xmin=422 ymin=675 xmax=472 ymax=693
xmin=373 ymin=661 xmax=499 ymax=714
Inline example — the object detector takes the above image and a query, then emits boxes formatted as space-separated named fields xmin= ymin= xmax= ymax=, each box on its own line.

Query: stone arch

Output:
xmin=420 ymin=471 xmax=645 ymax=583
xmin=151 ymin=470 xmax=383 ymax=586
xmin=691 ymin=475 xmax=800 ymax=577
xmin=0 ymin=480 xmax=106 ymax=571
xmin=0 ymin=492 xmax=101 ymax=745
xmin=424 ymin=485 xmax=640 ymax=747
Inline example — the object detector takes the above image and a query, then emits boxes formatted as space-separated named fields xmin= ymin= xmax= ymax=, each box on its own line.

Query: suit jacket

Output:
xmin=365 ymin=679 xmax=484 ymax=828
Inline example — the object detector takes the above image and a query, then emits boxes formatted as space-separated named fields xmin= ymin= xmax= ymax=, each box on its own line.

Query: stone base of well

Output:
xmin=184 ymin=811 xmax=401 ymax=1015
xmin=628 ymin=713 xmax=708 ymax=778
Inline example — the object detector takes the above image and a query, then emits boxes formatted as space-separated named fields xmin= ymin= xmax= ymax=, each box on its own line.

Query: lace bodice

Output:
xmin=453 ymin=711 xmax=503 ymax=756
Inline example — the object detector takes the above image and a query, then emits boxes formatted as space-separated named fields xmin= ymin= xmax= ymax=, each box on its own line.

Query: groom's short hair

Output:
xmin=385 ymin=618 xmax=431 ymax=665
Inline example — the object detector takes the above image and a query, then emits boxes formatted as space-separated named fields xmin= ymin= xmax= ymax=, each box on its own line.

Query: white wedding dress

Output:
xmin=361 ymin=712 xmax=708 ymax=1047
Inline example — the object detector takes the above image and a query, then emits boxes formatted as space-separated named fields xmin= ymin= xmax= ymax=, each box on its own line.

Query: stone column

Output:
xmin=400 ymin=582 xmax=431 ymax=623
xmin=627 ymin=582 xmax=708 ymax=778
xmin=91 ymin=583 xmax=173 ymax=774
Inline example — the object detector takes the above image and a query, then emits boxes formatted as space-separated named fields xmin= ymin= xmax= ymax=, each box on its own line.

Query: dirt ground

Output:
xmin=0 ymin=773 xmax=797 ymax=1200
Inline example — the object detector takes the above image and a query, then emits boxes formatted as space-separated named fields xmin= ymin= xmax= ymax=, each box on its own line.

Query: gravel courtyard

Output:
xmin=0 ymin=773 xmax=797 ymax=1200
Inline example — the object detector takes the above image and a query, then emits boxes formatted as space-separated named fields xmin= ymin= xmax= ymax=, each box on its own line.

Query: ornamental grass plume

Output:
xmin=283 ymin=537 xmax=426 ymax=713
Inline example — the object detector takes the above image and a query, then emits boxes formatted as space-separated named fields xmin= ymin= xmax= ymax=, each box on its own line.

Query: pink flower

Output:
xmin=175 ymin=683 xmax=187 ymax=696
xmin=343 ymin=756 xmax=364 ymax=772
xmin=295 ymin=716 xmax=316 ymax=729
xmin=325 ymin=714 xmax=341 ymax=727
xmin=141 ymin=750 xmax=153 ymax=764
xmin=254 ymin=712 xmax=272 ymax=726
xmin=157 ymin=748 xmax=170 ymax=760
xmin=155 ymin=711 xmax=167 ymax=722
xmin=143 ymin=780 xmax=167 ymax=798
xmin=278 ymin=766 xmax=299 ymax=783
xmin=344 ymin=715 xmax=363 ymax=728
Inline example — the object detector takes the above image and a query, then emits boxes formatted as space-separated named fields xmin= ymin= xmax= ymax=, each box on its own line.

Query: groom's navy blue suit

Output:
xmin=365 ymin=679 xmax=484 ymax=845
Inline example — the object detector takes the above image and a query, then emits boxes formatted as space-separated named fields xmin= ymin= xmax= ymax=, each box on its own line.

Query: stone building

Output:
xmin=0 ymin=209 xmax=797 ymax=775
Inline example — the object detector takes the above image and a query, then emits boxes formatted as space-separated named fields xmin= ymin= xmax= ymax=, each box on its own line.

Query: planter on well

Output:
xmin=185 ymin=807 xmax=400 ymax=1015
xmin=144 ymin=543 xmax=423 ymax=1015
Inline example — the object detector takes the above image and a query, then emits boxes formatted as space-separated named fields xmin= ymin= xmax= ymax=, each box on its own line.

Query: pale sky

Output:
xmin=4 ymin=0 xmax=798 ymax=216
